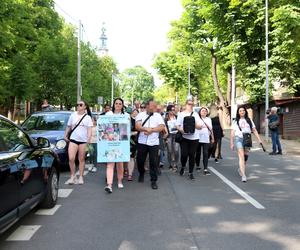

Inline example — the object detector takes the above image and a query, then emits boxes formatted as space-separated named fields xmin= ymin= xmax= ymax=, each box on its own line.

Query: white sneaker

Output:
xmin=91 ymin=167 xmax=97 ymax=173
xmin=242 ymin=176 xmax=247 ymax=182
xmin=88 ymin=165 xmax=93 ymax=171
xmin=66 ymin=175 xmax=77 ymax=185
xmin=118 ymin=183 xmax=124 ymax=189
xmin=78 ymin=176 xmax=84 ymax=185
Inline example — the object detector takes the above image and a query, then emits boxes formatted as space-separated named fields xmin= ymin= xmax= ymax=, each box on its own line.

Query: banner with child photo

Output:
xmin=97 ymin=114 xmax=130 ymax=162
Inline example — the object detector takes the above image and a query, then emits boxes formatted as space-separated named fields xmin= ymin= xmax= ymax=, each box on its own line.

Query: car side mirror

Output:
xmin=36 ymin=137 xmax=50 ymax=148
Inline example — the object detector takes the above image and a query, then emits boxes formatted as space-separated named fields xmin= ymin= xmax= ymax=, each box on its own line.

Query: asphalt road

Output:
xmin=1 ymin=139 xmax=299 ymax=250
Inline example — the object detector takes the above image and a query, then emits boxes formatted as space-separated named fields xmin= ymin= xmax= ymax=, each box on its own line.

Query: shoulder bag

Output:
xmin=237 ymin=121 xmax=252 ymax=148
xmin=67 ymin=114 xmax=87 ymax=140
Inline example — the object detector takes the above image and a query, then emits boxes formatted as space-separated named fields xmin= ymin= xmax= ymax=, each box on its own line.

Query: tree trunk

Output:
xmin=210 ymin=49 xmax=231 ymax=127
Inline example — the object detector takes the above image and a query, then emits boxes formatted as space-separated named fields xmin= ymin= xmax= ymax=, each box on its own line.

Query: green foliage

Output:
xmin=0 ymin=0 xmax=118 ymax=114
xmin=154 ymin=0 xmax=300 ymax=104
xmin=118 ymin=66 xmax=155 ymax=103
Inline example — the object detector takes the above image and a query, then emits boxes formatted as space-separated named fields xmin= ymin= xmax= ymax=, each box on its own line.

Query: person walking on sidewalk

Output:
xmin=135 ymin=100 xmax=165 ymax=190
xmin=195 ymin=107 xmax=214 ymax=176
xmin=176 ymin=100 xmax=202 ymax=180
xmin=267 ymin=107 xmax=282 ymax=155
xmin=104 ymin=98 xmax=129 ymax=193
xmin=64 ymin=100 xmax=93 ymax=185
xmin=230 ymin=106 xmax=263 ymax=182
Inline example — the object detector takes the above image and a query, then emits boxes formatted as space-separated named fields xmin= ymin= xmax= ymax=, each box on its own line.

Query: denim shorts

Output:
xmin=234 ymin=136 xmax=244 ymax=149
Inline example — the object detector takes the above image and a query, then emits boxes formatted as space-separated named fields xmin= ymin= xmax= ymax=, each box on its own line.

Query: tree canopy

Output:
xmin=0 ymin=0 xmax=118 ymax=117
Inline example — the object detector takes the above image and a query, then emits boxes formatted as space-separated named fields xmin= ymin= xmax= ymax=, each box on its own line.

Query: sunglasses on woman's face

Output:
xmin=77 ymin=103 xmax=84 ymax=107
xmin=141 ymin=106 xmax=145 ymax=109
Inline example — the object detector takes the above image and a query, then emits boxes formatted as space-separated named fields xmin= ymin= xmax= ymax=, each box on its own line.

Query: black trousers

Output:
xmin=137 ymin=143 xmax=159 ymax=182
xmin=180 ymin=138 xmax=199 ymax=174
xmin=195 ymin=142 xmax=210 ymax=169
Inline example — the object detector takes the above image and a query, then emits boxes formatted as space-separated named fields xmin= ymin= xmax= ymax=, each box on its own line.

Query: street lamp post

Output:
xmin=77 ymin=20 xmax=82 ymax=103
xmin=265 ymin=0 xmax=269 ymax=141
xmin=111 ymin=72 xmax=114 ymax=106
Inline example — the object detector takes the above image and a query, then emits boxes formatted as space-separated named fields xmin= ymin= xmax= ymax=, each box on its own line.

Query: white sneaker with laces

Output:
xmin=242 ymin=176 xmax=247 ymax=182
xmin=91 ymin=167 xmax=97 ymax=173
xmin=88 ymin=165 xmax=93 ymax=171
xmin=66 ymin=175 xmax=77 ymax=185
xmin=78 ymin=176 xmax=84 ymax=185
xmin=118 ymin=183 xmax=124 ymax=189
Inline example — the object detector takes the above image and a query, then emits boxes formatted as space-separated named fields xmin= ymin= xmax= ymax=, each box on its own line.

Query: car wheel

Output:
xmin=40 ymin=167 xmax=58 ymax=208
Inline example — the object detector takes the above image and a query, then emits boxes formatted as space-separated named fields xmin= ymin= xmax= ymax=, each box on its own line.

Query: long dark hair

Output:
xmin=79 ymin=100 xmax=92 ymax=117
xmin=112 ymin=98 xmax=125 ymax=114
xmin=236 ymin=106 xmax=252 ymax=130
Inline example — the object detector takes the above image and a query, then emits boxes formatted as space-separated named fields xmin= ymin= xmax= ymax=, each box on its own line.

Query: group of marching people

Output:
xmin=63 ymin=97 xmax=264 ymax=194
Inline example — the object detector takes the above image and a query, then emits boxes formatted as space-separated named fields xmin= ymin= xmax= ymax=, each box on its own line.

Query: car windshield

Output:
xmin=22 ymin=113 xmax=70 ymax=131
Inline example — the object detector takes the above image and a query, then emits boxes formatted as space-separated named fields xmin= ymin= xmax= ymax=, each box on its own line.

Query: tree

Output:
xmin=119 ymin=66 xmax=155 ymax=103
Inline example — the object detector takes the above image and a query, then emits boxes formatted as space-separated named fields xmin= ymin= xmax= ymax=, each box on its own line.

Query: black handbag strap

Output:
xmin=200 ymin=117 xmax=212 ymax=135
xmin=69 ymin=114 xmax=87 ymax=137
xmin=237 ymin=119 xmax=253 ymax=133
xmin=142 ymin=113 xmax=152 ymax=127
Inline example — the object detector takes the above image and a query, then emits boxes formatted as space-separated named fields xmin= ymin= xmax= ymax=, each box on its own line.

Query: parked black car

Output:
xmin=0 ymin=115 xmax=60 ymax=233
xmin=21 ymin=111 xmax=72 ymax=168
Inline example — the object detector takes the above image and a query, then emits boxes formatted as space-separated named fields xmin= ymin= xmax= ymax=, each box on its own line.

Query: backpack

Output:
xmin=183 ymin=112 xmax=195 ymax=134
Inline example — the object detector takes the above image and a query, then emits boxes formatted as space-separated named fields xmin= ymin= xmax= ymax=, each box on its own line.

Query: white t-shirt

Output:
xmin=167 ymin=118 xmax=177 ymax=134
xmin=198 ymin=117 xmax=213 ymax=143
xmin=176 ymin=111 xmax=200 ymax=140
xmin=67 ymin=112 xmax=93 ymax=142
xmin=231 ymin=118 xmax=255 ymax=138
xmin=135 ymin=112 xmax=165 ymax=146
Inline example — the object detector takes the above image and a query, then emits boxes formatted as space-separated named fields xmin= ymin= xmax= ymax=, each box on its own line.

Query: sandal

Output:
xmin=127 ymin=175 xmax=133 ymax=181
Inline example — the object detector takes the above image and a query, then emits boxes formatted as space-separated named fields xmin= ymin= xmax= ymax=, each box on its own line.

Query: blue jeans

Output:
xmin=271 ymin=130 xmax=282 ymax=153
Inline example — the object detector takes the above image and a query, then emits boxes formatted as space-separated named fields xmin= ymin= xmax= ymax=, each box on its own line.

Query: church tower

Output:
xmin=99 ymin=23 xmax=108 ymax=57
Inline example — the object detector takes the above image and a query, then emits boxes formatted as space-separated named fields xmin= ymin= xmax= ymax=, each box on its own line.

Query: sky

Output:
xmin=54 ymin=0 xmax=183 ymax=84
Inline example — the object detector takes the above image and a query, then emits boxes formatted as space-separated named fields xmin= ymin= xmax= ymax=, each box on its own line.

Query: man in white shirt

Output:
xmin=135 ymin=100 xmax=165 ymax=189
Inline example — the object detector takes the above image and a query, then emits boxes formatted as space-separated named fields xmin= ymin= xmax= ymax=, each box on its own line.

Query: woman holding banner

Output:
xmin=104 ymin=98 xmax=129 ymax=193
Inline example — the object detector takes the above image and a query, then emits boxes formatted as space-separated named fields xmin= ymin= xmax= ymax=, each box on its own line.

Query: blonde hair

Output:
xmin=271 ymin=107 xmax=278 ymax=113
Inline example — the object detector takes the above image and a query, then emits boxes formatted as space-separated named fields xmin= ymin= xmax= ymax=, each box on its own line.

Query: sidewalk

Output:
xmin=224 ymin=129 xmax=300 ymax=156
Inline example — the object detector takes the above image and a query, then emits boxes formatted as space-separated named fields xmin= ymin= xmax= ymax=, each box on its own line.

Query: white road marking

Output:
xmin=35 ymin=205 xmax=61 ymax=216
xmin=209 ymin=167 xmax=266 ymax=209
xmin=58 ymin=188 xmax=73 ymax=198
xmin=6 ymin=225 xmax=41 ymax=241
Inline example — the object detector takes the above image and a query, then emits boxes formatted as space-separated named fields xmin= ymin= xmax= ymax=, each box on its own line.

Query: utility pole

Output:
xmin=231 ymin=34 xmax=236 ymax=121
xmin=111 ymin=72 xmax=114 ymax=106
xmin=265 ymin=0 xmax=269 ymax=141
xmin=188 ymin=56 xmax=191 ymax=98
xmin=77 ymin=20 xmax=82 ymax=103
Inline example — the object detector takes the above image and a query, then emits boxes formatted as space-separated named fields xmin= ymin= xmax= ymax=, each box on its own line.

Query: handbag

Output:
xmin=237 ymin=122 xmax=252 ymax=148
xmin=175 ymin=131 xmax=183 ymax=143
xmin=67 ymin=114 xmax=87 ymax=140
